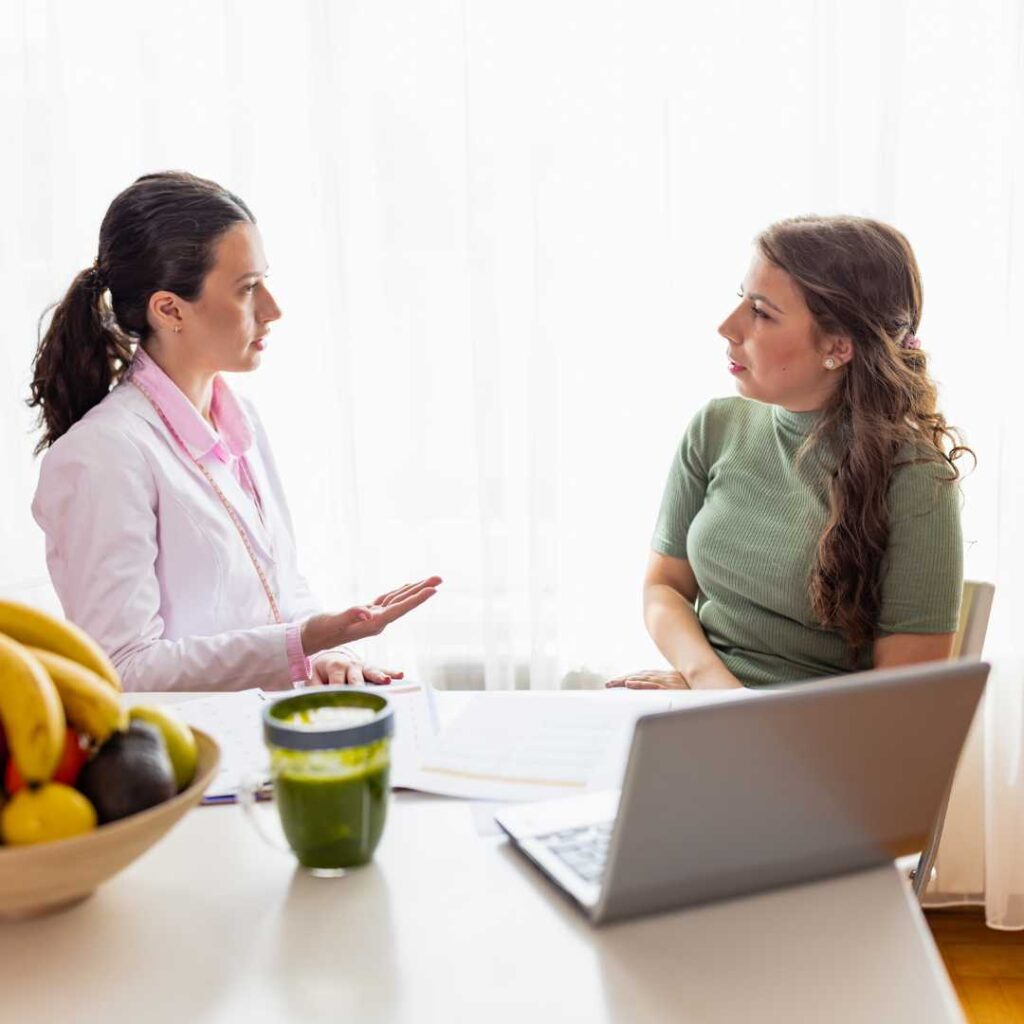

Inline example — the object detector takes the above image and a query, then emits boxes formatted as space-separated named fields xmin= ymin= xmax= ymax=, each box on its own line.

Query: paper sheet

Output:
xmin=402 ymin=689 xmax=759 ymax=802
xmin=175 ymin=689 xmax=270 ymax=801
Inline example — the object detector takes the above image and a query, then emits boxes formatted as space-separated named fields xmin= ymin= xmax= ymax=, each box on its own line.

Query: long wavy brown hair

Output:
xmin=756 ymin=215 xmax=974 ymax=661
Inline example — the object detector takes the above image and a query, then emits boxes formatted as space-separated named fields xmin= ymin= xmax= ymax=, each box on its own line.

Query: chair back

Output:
xmin=951 ymin=580 xmax=995 ymax=660
xmin=912 ymin=578 xmax=995 ymax=898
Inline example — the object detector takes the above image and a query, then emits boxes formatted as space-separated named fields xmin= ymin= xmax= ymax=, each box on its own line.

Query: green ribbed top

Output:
xmin=652 ymin=397 xmax=963 ymax=687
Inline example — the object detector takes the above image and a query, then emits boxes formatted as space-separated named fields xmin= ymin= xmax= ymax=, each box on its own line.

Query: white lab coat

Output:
xmin=32 ymin=381 xmax=322 ymax=691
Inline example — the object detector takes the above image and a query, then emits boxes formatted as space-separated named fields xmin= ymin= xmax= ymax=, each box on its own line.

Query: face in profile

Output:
xmin=161 ymin=221 xmax=282 ymax=374
xmin=717 ymin=253 xmax=845 ymax=411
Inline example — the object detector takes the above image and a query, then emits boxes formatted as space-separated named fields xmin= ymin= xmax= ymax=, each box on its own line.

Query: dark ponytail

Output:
xmin=28 ymin=170 xmax=255 ymax=453
xmin=29 ymin=267 xmax=134 ymax=454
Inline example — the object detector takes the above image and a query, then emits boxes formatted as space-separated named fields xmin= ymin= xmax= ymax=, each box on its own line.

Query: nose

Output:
xmin=717 ymin=306 xmax=741 ymax=346
xmin=259 ymin=286 xmax=283 ymax=325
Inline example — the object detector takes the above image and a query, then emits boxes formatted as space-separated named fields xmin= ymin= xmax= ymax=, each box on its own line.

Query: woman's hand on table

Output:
xmin=301 ymin=576 xmax=443 ymax=656
xmin=311 ymin=649 xmax=402 ymax=687
xmin=605 ymin=664 xmax=743 ymax=690
xmin=605 ymin=669 xmax=690 ymax=690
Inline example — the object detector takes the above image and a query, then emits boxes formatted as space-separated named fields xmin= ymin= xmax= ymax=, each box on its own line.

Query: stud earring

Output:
xmin=824 ymin=357 xmax=836 ymax=370
xmin=173 ymin=326 xmax=182 ymax=334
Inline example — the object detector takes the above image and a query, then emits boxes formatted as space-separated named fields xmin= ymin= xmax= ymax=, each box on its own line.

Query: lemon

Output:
xmin=1 ymin=783 xmax=97 ymax=845
xmin=129 ymin=705 xmax=198 ymax=791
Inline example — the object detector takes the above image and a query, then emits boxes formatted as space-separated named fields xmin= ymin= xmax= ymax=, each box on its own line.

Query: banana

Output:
xmin=0 ymin=634 xmax=65 ymax=784
xmin=0 ymin=600 xmax=121 ymax=690
xmin=27 ymin=648 xmax=128 ymax=744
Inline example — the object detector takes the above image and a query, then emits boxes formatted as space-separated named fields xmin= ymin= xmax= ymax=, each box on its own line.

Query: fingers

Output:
xmin=374 ymin=586 xmax=438 ymax=626
xmin=373 ymin=580 xmax=419 ymax=607
xmin=313 ymin=652 xmax=397 ymax=687
xmin=377 ymin=578 xmax=436 ymax=608
xmin=374 ymin=576 xmax=444 ymax=607
xmin=362 ymin=667 xmax=392 ymax=686
xmin=606 ymin=671 xmax=650 ymax=687
xmin=606 ymin=673 xmax=670 ymax=690
xmin=331 ymin=583 xmax=439 ymax=644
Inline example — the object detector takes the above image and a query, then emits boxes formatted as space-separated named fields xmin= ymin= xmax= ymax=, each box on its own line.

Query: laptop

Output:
xmin=495 ymin=658 xmax=989 ymax=925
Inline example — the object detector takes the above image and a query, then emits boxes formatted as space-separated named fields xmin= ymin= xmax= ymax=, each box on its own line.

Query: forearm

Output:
xmin=113 ymin=624 xmax=301 ymax=693
xmin=643 ymin=584 xmax=742 ymax=689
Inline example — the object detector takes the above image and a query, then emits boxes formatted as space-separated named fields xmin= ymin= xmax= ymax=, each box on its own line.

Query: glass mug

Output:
xmin=240 ymin=688 xmax=394 ymax=876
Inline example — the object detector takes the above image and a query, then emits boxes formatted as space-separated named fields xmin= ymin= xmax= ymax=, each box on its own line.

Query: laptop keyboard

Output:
xmin=536 ymin=821 xmax=614 ymax=884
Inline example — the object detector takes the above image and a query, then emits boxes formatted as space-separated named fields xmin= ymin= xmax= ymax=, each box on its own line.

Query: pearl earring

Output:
xmin=824 ymin=357 xmax=836 ymax=370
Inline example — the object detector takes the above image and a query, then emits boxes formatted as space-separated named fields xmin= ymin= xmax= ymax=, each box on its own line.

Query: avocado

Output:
xmin=77 ymin=720 xmax=177 ymax=823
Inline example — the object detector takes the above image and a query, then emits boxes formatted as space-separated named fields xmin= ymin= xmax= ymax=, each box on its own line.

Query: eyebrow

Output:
xmin=234 ymin=268 xmax=269 ymax=284
xmin=739 ymin=284 xmax=785 ymax=314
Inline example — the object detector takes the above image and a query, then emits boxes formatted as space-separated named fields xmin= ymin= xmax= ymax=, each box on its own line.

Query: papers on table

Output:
xmin=172 ymin=683 xmax=758 ymax=805
xmin=175 ymin=689 xmax=271 ymax=802
xmin=401 ymin=689 xmax=758 ymax=802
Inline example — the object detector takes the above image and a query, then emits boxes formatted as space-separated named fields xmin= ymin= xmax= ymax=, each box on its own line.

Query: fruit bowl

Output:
xmin=0 ymin=728 xmax=220 ymax=919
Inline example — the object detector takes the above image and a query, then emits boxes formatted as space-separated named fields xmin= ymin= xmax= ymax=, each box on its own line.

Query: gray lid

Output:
xmin=263 ymin=687 xmax=394 ymax=751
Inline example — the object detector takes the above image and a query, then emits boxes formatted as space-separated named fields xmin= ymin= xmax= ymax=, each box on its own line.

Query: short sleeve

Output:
xmin=877 ymin=459 xmax=964 ymax=635
xmin=651 ymin=404 xmax=712 ymax=560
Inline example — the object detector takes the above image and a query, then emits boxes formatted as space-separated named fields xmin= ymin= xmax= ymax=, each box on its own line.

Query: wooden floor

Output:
xmin=926 ymin=908 xmax=1024 ymax=1022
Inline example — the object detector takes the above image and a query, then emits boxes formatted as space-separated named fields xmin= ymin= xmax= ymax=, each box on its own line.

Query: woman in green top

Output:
xmin=608 ymin=215 xmax=973 ymax=690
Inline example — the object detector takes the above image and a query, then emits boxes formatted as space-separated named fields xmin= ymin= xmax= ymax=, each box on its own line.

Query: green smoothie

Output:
xmin=265 ymin=690 xmax=393 ymax=871
xmin=273 ymin=742 xmax=390 ymax=869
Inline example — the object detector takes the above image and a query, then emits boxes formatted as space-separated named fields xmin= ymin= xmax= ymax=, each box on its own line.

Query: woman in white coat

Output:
xmin=29 ymin=170 xmax=441 ymax=692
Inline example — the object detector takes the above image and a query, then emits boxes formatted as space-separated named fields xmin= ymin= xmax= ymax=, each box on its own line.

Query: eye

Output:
xmin=244 ymin=282 xmax=258 ymax=293
xmin=737 ymin=291 xmax=770 ymax=320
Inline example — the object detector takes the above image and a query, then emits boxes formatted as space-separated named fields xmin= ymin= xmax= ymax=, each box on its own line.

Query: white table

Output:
xmin=0 ymin=692 xmax=964 ymax=1024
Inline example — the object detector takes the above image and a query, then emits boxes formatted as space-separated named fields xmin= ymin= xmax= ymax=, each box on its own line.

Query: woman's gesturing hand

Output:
xmin=301 ymin=576 xmax=443 ymax=656
xmin=605 ymin=669 xmax=690 ymax=690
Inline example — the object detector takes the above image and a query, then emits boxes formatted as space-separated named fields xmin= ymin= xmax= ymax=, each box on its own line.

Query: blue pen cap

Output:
xmin=264 ymin=688 xmax=394 ymax=752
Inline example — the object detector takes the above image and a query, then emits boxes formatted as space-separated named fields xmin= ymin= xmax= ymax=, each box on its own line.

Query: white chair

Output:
xmin=910 ymin=580 xmax=995 ymax=899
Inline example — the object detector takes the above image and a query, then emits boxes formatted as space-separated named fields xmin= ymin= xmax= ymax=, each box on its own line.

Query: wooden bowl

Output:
xmin=0 ymin=728 xmax=220 ymax=919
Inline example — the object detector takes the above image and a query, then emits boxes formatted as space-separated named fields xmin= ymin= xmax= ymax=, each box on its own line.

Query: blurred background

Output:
xmin=2 ymin=0 xmax=1018 ymax=687
xmin=1 ymin=0 xmax=1022 ymax=921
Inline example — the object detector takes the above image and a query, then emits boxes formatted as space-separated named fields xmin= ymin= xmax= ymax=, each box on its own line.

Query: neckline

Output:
xmin=771 ymin=404 xmax=822 ymax=437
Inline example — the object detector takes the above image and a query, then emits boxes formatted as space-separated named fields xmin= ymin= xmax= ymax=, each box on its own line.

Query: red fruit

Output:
xmin=4 ymin=729 xmax=88 ymax=795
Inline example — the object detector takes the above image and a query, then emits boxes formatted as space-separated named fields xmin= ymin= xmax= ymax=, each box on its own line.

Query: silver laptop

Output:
xmin=495 ymin=658 xmax=988 ymax=925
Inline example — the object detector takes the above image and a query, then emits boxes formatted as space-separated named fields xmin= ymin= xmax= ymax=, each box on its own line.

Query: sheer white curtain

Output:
xmin=1 ymin=0 xmax=1021 ymax=925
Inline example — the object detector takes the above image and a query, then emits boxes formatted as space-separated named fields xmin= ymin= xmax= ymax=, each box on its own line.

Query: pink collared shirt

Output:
xmin=131 ymin=350 xmax=263 ymax=508
xmin=32 ymin=350 xmax=317 ymax=691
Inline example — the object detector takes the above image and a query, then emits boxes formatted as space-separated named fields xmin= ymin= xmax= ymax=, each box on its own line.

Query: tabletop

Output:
xmin=0 ymin=690 xmax=964 ymax=1024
